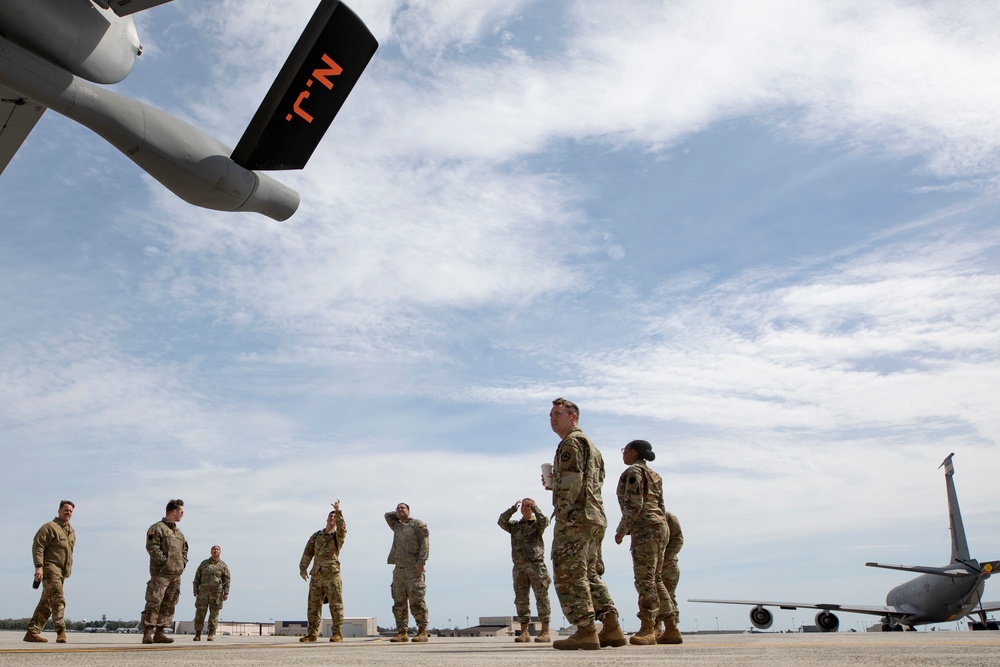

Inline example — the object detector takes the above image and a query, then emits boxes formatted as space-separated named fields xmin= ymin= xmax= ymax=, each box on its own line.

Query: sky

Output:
xmin=2 ymin=0 xmax=1000 ymax=634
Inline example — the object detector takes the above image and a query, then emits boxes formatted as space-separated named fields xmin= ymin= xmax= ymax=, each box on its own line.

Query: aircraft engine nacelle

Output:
xmin=0 ymin=35 xmax=299 ymax=221
xmin=815 ymin=611 xmax=840 ymax=632
xmin=749 ymin=605 xmax=773 ymax=630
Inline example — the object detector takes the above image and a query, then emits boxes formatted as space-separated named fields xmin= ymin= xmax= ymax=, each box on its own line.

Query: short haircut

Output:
xmin=166 ymin=499 xmax=184 ymax=513
xmin=396 ymin=502 xmax=410 ymax=511
xmin=59 ymin=500 xmax=75 ymax=510
xmin=552 ymin=397 xmax=579 ymax=419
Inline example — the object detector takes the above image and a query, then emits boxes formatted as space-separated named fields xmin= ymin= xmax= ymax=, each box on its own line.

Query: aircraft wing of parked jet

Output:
xmin=690 ymin=454 xmax=1000 ymax=632
xmin=0 ymin=0 xmax=378 ymax=220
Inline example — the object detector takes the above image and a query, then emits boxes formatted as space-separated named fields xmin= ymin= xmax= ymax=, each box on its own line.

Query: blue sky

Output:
xmin=2 ymin=0 xmax=1000 ymax=633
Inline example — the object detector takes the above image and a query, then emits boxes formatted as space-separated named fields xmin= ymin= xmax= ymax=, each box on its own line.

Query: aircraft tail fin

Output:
xmin=231 ymin=0 xmax=377 ymax=171
xmin=939 ymin=453 xmax=972 ymax=562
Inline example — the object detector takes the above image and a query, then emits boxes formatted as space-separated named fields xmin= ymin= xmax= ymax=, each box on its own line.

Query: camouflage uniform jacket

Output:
xmin=146 ymin=519 xmax=188 ymax=576
xmin=300 ymin=510 xmax=347 ymax=576
xmin=551 ymin=427 xmax=607 ymax=527
xmin=33 ymin=518 xmax=75 ymax=578
xmin=498 ymin=504 xmax=549 ymax=564
xmin=615 ymin=460 xmax=667 ymax=536
xmin=663 ymin=512 xmax=684 ymax=561
xmin=385 ymin=513 xmax=429 ymax=567
xmin=193 ymin=558 xmax=231 ymax=597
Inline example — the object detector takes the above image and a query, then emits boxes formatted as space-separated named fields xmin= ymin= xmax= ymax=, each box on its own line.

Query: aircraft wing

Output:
xmin=0 ymin=85 xmax=46 ymax=175
xmin=95 ymin=0 xmax=176 ymax=17
xmin=689 ymin=599 xmax=894 ymax=616
xmin=977 ymin=601 xmax=1000 ymax=612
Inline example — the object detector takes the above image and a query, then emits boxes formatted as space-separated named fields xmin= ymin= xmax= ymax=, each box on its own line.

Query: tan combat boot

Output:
xmin=389 ymin=629 xmax=409 ymax=642
xmin=552 ymin=622 xmax=600 ymax=650
xmin=153 ymin=626 xmax=174 ymax=643
xmin=535 ymin=621 xmax=551 ymax=643
xmin=194 ymin=631 xmax=201 ymax=641
xmin=412 ymin=626 xmax=429 ymax=642
xmin=206 ymin=633 xmax=214 ymax=641
xmin=597 ymin=610 xmax=626 ymax=648
xmin=23 ymin=631 xmax=47 ymax=643
xmin=653 ymin=617 xmax=665 ymax=641
xmin=56 ymin=628 xmax=67 ymax=643
xmin=330 ymin=631 xmax=343 ymax=642
xmin=142 ymin=627 xmax=153 ymax=644
xmin=299 ymin=633 xmax=318 ymax=642
xmin=514 ymin=622 xmax=531 ymax=643
xmin=630 ymin=612 xmax=657 ymax=645
xmin=656 ymin=615 xmax=683 ymax=644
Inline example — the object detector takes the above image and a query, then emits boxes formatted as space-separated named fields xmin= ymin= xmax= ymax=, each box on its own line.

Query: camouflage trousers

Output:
xmin=194 ymin=589 xmax=225 ymax=636
xmin=307 ymin=568 xmax=343 ymax=637
xmin=660 ymin=557 xmax=680 ymax=621
xmin=143 ymin=574 xmax=181 ymax=628
xmin=512 ymin=561 xmax=551 ymax=624
xmin=391 ymin=565 xmax=428 ymax=631
xmin=629 ymin=523 xmax=668 ymax=618
xmin=551 ymin=521 xmax=616 ymax=627
xmin=28 ymin=573 xmax=66 ymax=634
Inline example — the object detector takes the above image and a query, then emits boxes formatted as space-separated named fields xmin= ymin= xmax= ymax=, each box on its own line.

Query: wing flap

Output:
xmin=0 ymin=85 xmax=46 ymax=175
xmin=95 ymin=0 xmax=176 ymax=17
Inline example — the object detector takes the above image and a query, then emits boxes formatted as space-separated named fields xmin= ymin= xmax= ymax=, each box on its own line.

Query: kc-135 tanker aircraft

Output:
xmin=0 ymin=0 xmax=377 ymax=220
xmin=692 ymin=454 xmax=1000 ymax=631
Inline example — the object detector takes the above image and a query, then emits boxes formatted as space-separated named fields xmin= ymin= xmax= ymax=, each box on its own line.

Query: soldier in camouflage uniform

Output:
xmin=192 ymin=545 xmax=231 ymax=641
xmin=498 ymin=498 xmax=551 ymax=643
xmin=547 ymin=398 xmax=624 ymax=651
xmin=24 ymin=500 xmax=76 ymax=643
xmin=142 ymin=499 xmax=188 ymax=644
xmin=655 ymin=511 xmax=684 ymax=643
xmin=613 ymin=440 xmax=672 ymax=645
xmin=299 ymin=501 xmax=347 ymax=642
xmin=385 ymin=502 xmax=430 ymax=643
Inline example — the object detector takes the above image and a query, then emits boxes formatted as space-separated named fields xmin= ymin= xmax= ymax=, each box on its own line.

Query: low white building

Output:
xmin=174 ymin=620 xmax=274 ymax=636
xmin=274 ymin=617 xmax=378 ymax=637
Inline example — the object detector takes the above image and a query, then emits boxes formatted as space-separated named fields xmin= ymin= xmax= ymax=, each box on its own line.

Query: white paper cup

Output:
xmin=541 ymin=463 xmax=554 ymax=490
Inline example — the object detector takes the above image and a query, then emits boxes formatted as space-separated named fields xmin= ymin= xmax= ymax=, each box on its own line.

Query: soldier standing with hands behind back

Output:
xmin=24 ymin=501 xmax=76 ymax=643
xmin=192 ymin=545 xmax=230 ymax=641
xmin=142 ymin=499 xmax=188 ymax=644
xmin=299 ymin=501 xmax=347 ymax=643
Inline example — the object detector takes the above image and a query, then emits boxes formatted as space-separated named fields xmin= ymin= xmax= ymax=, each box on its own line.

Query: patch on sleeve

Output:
xmin=628 ymin=476 xmax=637 ymax=485
xmin=147 ymin=530 xmax=156 ymax=540
xmin=560 ymin=451 xmax=571 ymax=462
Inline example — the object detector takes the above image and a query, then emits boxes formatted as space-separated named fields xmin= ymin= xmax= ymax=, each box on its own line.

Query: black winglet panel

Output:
xmin=231 ymin=0 xmax=377 ymax=171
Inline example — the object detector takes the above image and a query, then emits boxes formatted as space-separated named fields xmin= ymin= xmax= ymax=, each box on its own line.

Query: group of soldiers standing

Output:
xmin=24 ymin=397 xmax=682 ymax=651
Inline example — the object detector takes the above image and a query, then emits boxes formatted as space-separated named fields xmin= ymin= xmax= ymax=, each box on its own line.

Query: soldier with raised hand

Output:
xmin=613 ymin=439 xmax=671 ymax=645
xmin=299 ymin=500 xmax=347 ymax=643
xmin=192 ymin=545 xmax=230 ymax=641
xmin=24 ymin=500 xmax=76 ymax=643
xmin=547 ymin=397 xmax=624 ymax=651
xmin=142 ymin=498 xmax=188 ymax=644
xmin=385 ymin=502 xmax=430 ymax=643
xmin=498 ymin=498 xmax=552 ymax=643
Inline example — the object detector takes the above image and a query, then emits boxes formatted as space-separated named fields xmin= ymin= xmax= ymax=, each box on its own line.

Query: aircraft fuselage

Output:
xmin=0 ymin=0 xmax=139 ymax=84
xmin=887 ymin=570 xmax=987 ymax=624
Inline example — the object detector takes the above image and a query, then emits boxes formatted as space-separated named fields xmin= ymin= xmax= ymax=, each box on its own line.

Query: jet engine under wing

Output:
xmin=231 ymin=0 xmax=378 ymax=171
xmin=95 ymin=0 xmax=176 ymax=17
xmin=688 ymin=598 xmax=894 ymax=616
xmin=0 ymin=83 xmax=45 ymax=174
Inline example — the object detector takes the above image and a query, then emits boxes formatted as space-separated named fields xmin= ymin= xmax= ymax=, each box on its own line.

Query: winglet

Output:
xmin=231 ymin=0 xmax=378 ymax=171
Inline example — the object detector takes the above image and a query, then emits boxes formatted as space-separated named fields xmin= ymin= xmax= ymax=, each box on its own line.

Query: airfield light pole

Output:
xmin=715 ymin=617 xmax=719 ymax=632
xmin=695 ymin=619 xmax=699 ymax=632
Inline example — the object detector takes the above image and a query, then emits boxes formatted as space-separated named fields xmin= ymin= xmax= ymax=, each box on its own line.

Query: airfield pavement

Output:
xmin=3 ymin=630 xmax=1000 ymax=667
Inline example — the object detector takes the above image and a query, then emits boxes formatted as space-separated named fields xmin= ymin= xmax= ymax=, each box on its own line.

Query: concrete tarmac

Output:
xmin=3 ymin=631 xmax=1000 ymax=666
